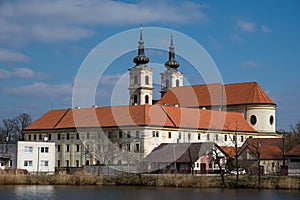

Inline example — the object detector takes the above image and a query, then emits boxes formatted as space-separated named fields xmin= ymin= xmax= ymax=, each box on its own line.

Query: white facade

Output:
xmin=17 ymin=141 xmax=55 ymax=174
xmin=129 ymin=66 xmax=153 ymax=105
xmin=160 ymin=68 xmax=183 ymax=96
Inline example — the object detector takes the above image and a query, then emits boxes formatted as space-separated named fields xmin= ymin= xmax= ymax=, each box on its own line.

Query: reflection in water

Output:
xmin=14 ymin=185 xmax=55 ymax=200
xmin=0 ymin=185 xmax=299 ymax=200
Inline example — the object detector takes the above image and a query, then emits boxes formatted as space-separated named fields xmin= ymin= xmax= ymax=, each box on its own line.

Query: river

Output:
xmin=0 ymin=185 xmax=299 ymax=200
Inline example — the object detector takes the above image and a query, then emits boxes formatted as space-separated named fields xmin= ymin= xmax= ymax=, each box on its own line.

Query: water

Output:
xmin=0 ymin=185 xmax=299 ymax=200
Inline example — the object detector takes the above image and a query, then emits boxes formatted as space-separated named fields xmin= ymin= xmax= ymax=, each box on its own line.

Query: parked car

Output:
xmin=230 ymin=168 xmax=246 ymax=175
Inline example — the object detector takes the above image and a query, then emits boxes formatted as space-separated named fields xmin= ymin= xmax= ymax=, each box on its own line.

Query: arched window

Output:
xmin=145 ymin=75 xmax=149 ymax=85
xmin=133 ymin=95 xmax=138 ymax=104
xmin=165 ymin=79 xmax=169 ymax=89
xmin=176 ymin=79 xmax=180 ymax=87
xmin=134 ymin=75 xmax=138 ymax=84
xmin=145 ymin=95 xmax=149 ymax=104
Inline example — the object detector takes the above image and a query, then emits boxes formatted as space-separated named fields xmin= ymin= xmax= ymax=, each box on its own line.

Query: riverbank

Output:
xmin=0 ymin=174 xmax=300 ymax=189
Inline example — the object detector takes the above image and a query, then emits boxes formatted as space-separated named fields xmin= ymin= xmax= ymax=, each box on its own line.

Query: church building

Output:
xmin=23 ymin=27 xmax=281 ymax=168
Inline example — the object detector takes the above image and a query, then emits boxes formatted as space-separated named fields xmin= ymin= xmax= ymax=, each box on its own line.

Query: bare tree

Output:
xmin=14 ymin=113 xmax=32 ymax=140
xmin=2 ymin=119 xmax=15 ymax=141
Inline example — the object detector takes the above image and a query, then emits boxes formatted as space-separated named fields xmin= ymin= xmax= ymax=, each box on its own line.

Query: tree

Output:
xmin=14 ymin=113 xmax=32 ymax=140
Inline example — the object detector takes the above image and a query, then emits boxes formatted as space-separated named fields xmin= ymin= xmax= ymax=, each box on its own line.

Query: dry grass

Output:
xmin=0 ymin=173 xmax=102 ymax=185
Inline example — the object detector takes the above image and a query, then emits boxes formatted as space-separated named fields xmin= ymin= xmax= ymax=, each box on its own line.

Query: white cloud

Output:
xmin=0 ymin=0 xmax=208 ymax=44
xmin=240 ymin=61 xmax=260 ymax=68
xmin=236 ymin=20 xmax=256 ymax=32
xmin=0 ymin=49 xmax=30 ymax=62
xmin=0 ymin=69 xmax=10 ymax=79
xmin=230 ymin=34 xmax=243 ymax=44
xmin=261 ymin=25 xmax=272 ymax=33
xmin=2 ymin=82 xmax=72 ymax=98
xmin=0 ymin=67 xmax=45 ymax=79
xmin=12 ymin=67 xmax=35 ymax=78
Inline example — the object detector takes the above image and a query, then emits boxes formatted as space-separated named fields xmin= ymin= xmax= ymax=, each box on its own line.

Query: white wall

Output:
xmin=17 ymin=141 xmax=55 ymax=174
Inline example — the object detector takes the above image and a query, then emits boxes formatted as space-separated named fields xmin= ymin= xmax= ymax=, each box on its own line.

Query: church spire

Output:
xmin=133 ymin=25 xmax=149 ymax=66
xmin=165 ymin=34 xmax=180 ymax=69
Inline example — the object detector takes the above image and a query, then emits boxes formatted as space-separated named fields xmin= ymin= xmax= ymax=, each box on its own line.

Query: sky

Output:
xmin=0 ymin=0 xmax=299 ymax=131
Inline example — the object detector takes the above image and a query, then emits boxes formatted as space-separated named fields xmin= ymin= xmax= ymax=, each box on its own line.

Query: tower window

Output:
xmin=145 ymin=75 xmax=149 ymax=85
xmin=176 ymin=79 xmax=180 ymax=87
xmin=250 ymin=115 xmax=257 ymax=125
xmin=134 ymin=75 xmax=138 ymax=84
xmin=134 ymin=95 xmax=138 ymax=104
xmin=270 ymin=115 xmax=274 ymax=125
xmin=145 ymin=95 xmax=149 ymax=104
xmin=166 ymin=79 xmax=169 ymax=89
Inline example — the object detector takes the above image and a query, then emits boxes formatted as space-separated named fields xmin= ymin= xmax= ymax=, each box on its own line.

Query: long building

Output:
xmin=23 ymin=27 xmax=281 ymax=168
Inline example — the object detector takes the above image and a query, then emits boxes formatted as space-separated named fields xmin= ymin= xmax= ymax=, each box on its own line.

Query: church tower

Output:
xmin=160 ymin=35 xmax=184 ymax=97
xmin=129 ymin=26 xmax=153 ymax=105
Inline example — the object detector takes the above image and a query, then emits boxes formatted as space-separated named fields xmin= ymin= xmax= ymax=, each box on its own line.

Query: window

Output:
xmin=76 ymin=145 xmax=80 ymax=152
xmin=215 ymin=134 xmax=219 ymax=141
xmin=41 ymin=147 xmax=49 ymax=153
xmin=188 ymin=133 xmax=191 ymax=140
xmin=224 ymin=135 xmax=227 ymax=141
xmin=85 ymin=160 xmax=90 ymax=166
xmin=87 ymin=132 xmax=90 ymax=139
xmin=152 ymin=131 xmax=155 ymax=137
xmin=136 ymin=131 xmax=140 ymax=138
xmin=34 ymin=134 xmax=36 ymax=140
xmin=291 ymin=159 xmax=300 ymax=162
xmin=57 ymin=145 xmax=61 ymax=152
xmin=145 ymin=95 xmax=149 ymax=104
xmin=207 ymin=134 xmax=210 ymax=141
xmin=58 ymin=133 xmax=61 ymax=140
xmin=179 ymin=132 xmax=182 ymax=139
xmin=135 ymin=144 xmax=140 ymax=152
xmin=28 ymin=135 xmax=31 ymax=140
xmin=67 ymin=133 xmax=70 ymax=140
xmin=126 ymin=144 xmax=131 ymax=151
xmin=168 ymin=132 xmax=172 ymax=139
xmin=165 ymin=79 xmax=169 ymax=88
xmin=76 ymin=133 xmax=80 ymax=140
xmin=24 ymin=160 xmax=32 ymax=167
xmin=250 ymin=115 xmax=257 ymax=125
xmin=9 ymin=160 xmax=12 ymax=167
xmin=134 ymin=75 xmax=138 ymax=84
xmin=39 ymin=134 xmax=42 ymax=140
xmin=24 ymin=146 xmax=33 ymax=153
xmin=270 ymin=115 xmax=274 ymax=125
xmin=48 ymin=134 xmax=51 ymax=140
xmin=233 ymin=135 xmax=236 ymax=141
xmin=66 ymin=160 xmax=69 ymax=167
xmin=119 ymin=131 xmax=123 ymax=138
xmin=127 ymin=132 xmax=131 ymax=138
xmin=198 ymin=133 xmax=201 ymax=140
xmin=156 ymin=131 xmax=159 ymax=137
xmin=176 ymin=79 xmax=180 ymax=87
xmin=134 ymin=95 xmax=138 ymax=104
xmin=241 ymin=136 xmax=244 ymax=142
xmin=66 ymin=145 xmax=70 ymax=152
xmin=145 ymin=75 xmax=149 ymax=85
xmin=76 ymin=160 xmax=79 ymax=167
xmin=108 ymin=132 xmax=111 ymax=139
xmin=41 ymin=160 xmax=49 ymax=166
xmin=57 ymin=160 xmax=60 ymax=167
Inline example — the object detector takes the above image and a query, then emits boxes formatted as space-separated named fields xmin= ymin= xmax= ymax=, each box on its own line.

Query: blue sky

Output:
xmin=0 ymin=0 xmax=299 ymax=131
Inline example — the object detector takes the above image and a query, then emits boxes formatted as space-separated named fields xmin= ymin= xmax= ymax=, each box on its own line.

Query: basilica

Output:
xmin=23 ymin=27 xmax=280 ymax=168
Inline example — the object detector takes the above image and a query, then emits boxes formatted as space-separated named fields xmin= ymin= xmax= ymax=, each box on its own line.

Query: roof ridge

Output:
xmin=53 ymin=108 xmax=71 ymax=129
xmin=159 ymin=106 xmax=177 ymax=127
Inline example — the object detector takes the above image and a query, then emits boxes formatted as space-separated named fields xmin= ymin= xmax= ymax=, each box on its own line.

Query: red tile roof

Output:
xmin=219 ymin=146 xmax=237 ymax=158
xmin=285 ymin=144 xmax=300 ymax=156
xmin=24 ymin=105 xmax=256 ymax=133
xmin=157 ymin=82 xmax=275 ymax=107
xmin=238 ymin=138 xmax=284 ymax=160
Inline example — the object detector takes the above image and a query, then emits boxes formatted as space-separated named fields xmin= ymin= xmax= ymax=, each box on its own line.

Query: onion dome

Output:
xmin=133 ymin=25 xmax=149 ymax=65
xmin=165 ymin=34 xmax=180 ymax=69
